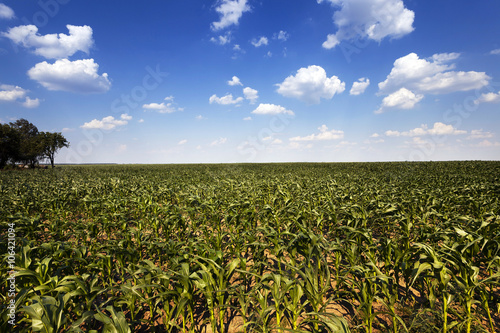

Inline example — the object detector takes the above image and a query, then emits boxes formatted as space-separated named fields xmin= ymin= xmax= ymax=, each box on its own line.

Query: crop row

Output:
xmin=1 ymin=161 xmax=499 ymax=332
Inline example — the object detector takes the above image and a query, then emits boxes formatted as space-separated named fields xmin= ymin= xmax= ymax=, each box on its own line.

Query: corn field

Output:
xmin=1 ymin=161 xmax=500 ymax=332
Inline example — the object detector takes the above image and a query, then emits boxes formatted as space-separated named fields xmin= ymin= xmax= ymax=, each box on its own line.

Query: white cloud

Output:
xmin=0 ymin=84 xmax=39 ymax=108
xmin=22 ymin=97 xmax=40 ymax=108
xmin=178 ymin=139 xmax=188 ymax=145
xmin=0 ymin=4 xmax=14 ymax=19
xmin=209 ymin=93 xmax=243 ymax=105
xmin=143 ymin=97 xmax=183 ymax=113
xmin=474 ymin=140 xmax=500 ymax=147
xmin=228 ymin=76 xmax=243 ymax=86
xmin=210 ymin=137 xmax=228 ymax=146
xmin=474 ymin=90 xmax=500 ymax=105
xmin=138 ymin=119 xmax=144 ymax=123
xmin=211 ymin=0 xmax=250 ymax=31
xmin=274 ymin=30 xmax=289 ymax=41
xmin=290 ymin=124 xmax=344 ymax=141
xmin=251 ymin=103 xmax=294 ymax=116
xmin=384 ymin=122 xmax=467 ymax=137
xmin=490 ymin=49 xmax=500 ymax=55
xmin=271 ymin=138 xmax=283 ymax=144
xmin=27 ymin=58 xmax=111 ymax=93
xmin=0 ymin=84 xmax=27 ymax=102
xmin=319 ymin=0 xmax=415 ymax=49
xmin=350 ymin=77 xmax=370 ymax=95
xmin=81 ymin=114 xmax=131 ymax=130
xmin=466 ymin=129 xmax=494 ymax=140
xmin=336 ymin=141 xmax=357 ymax=148
xmin=243 ymin=87 xmax=258 ymax=104
xmin=276 ymin=65 xmax=345 ymax=104
xmin=195 ymin=115 xmax=206 ymax=120
xmin=378 ymin=52 xmax=490 ymax=95
xmin=251 ymin=36 xmax=268 ymax=47
xmin=3 ymin=25 xmax=93 ymax=59
xmin=243 ymin=116 xmax=252 ymax=121
xmin=375 ymin=87 xmax=423 ymax=114
xmin=210 ymin=32 xmax=232 ymax=45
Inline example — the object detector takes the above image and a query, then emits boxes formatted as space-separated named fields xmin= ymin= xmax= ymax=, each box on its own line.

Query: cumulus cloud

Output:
xmin=81 ymin=114 xmax=131 ymax=130
xmin=378 ymin=52 xmax=490 ymax=95
xmin=209 ymin=93 xmax=243 ymax=105
xmin=384 ymin=122 xmax=467 ymax=137
xmin=0 ymin=84 xmax=39 ymax=108
xmin=474 ymin=90 xmax=500 ymax=105
xmin=318 ymin=0 xmax=415 ymax=49
xmin=211 ymin=0 xmax=250 ymax=31
xmin=274 ymin=30 xmax=289 ymax=41
xmin=210 ymin=137 xmax=228 ymax=146
xmin=178 ymin=139 xmax=188 ymax=145
xmin=466 ymin=130 xmax=494 ymax=140
xmin=3 ymin=25 xmax=93 ymax=59
xmin=28 ymin=58 xmax=111 ymax=93
xmin=143 ymin=96 xmax=183 ymax=113
xmin=375 ymin=87 xmax=423 ymax=114
xmin=290 ymin=124 xmax=344 ymax=141
xmin=22 ymin=97 xmax=40 ymax=108
xmin=0 ymin=84 xmax=27 ymax=102
xmin=473 ymin=140 xmax=500 ymax=148
xmin=210 ymin=32 xmax=232 ymax=45
xmin=251 ymin=36 xmax=268 ymax=47
xmin=228 ymin=76 xmax=243 ymax=86
xmin=276 ymin=65 xmax=345 ymax=104
xmin=350 ymin=77 xmax=370 ymax=95
xmin=490 ymin=49 xmax=500 ymax=55
xmin=243 ymin=87 xmax=258 ymax=104
xmin=0 ymin=4 xmax=14 ymax=19
xmin=251 ymin=103 xmax=294 ymax=116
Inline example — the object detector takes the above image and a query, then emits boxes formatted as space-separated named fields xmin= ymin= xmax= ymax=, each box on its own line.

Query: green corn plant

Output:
xmin=169 ymin=260 xmax=197 ymax=333
xmin=65 ymin=273 xmax=108 ymax=313
xmin=192 ymin=252 xmax=240 ymax=333
xmin=93 ymin=306 xmax=131 ymax=333
xmin=261 ymin=272 xmax=290 ymax=332
xmin=412 ymin=243 xmax=455 ymax=333
xmin=249 ymin=287 xmax=274 ymax=333
xmin=347 ymin=258 xmax=389 ymax=333
xmin=20 ymin=293 xmax=71 ymax=333
xmin=283 ymin=278 xmax=308 ymax=331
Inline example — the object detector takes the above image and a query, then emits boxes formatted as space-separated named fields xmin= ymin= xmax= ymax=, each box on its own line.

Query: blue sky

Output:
xmin=1 ymin=0 xmax=499 ymax=163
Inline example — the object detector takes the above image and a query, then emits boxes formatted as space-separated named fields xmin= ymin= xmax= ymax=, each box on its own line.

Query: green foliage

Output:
xmin=0 ymin=119 xmax=69 ymax=168
xmin=0 ymin=161 xmax=499 ymax=332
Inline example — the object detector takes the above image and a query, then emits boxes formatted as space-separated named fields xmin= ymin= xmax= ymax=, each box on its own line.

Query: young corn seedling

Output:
xmin=412 ymin=243 xmax=454 ymax=333
xmin=193 ymin=252 xmax=240 ymax=333
xmin=93 ymin=305 xmax=132 ymax=333
xmin=347 ymin=259 xmax=389 ymax=333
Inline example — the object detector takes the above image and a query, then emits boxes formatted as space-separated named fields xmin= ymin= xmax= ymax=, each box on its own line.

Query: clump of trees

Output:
xmin=0 ymin=118 xmax=69 ymax=169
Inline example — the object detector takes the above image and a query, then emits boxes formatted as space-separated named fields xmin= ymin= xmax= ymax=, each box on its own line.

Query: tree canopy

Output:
xmin=0 ymin=119 xmax=69 ymax=168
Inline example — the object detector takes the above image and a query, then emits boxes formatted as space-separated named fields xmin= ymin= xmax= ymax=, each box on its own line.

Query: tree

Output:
xmin=40 ymin=132 xmax=69 ymax=168
xmin=9 ymin=119 xmax=42 ymax=168
xmin=0 ymin=123 xmax=20 ymax=168
xmin=0 ymin=119 xmax=70 ymax=169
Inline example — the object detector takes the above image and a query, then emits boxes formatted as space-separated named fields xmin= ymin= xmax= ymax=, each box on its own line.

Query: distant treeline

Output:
xmin=0 ymin=119 xmax=69 ymax=169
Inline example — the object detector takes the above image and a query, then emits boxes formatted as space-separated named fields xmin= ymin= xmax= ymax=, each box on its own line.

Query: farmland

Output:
xmin=1 ymin=161 xmax=500 ymax=332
